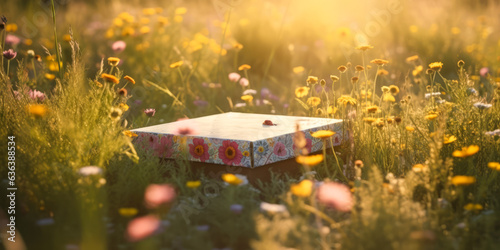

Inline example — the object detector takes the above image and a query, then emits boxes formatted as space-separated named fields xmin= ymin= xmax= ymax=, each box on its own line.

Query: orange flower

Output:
xmin=101 ymin=73 xmax=119 ymax=84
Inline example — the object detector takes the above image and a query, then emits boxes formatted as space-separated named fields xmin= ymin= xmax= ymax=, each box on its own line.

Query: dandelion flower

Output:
xmin=443 ymin=135 xmax=457 ymax=144
xmin=124 ymin=75 xmax=135 ymax=84
xmin=293 ymin=66 xmax=305 ymax=74
xmin=241 ymin=95 xmax=253 ymax=102
xmin=108 ymin=57 xmax=120 ymax=67
xmin=186 ymin=180 xmax=201 ymax=189
xmin=363 ymin=117 xmax=377 ymax=124
xmin=464 ymin=203 xmax=483 ymax=211
xmin=295 ymin=87 xmax=309 ymax=98
xmin=356 ymin=45 xmax=373 ymax=51
xmin=370 ymin=59 xmax=389 ymax=66
xmin=337 ymin=95 xmax=357 ymax=106
xmin=311 ymin=130 xmax=335 ymax=139
xmin=389 ymin=85 xmax=399 ymax=95
xmin=169 ymin=61 xmax=184 ymax=69
xmin=425 ymin=114 xmax=438 ymax=120
xmin=338 ymin=65 xmax=347 ymax=73
xmin=306 ymin=76 xmax=318 ymax=85
xmin=28 ymin=104 xmax=47 ymax=118
xmin=296 ymin=154 xmax=324 ymax=166
xmin=366 ymin=105 xmax=380 ymax=113
xmin=290 ymin=180 xmax=313 ymax=197
xmin=119 ymin=208 xmax=138 ymax=217
xmin=487 ymin=162 xmax=500 ymax=170
xmin=238 ymin=64 xmax=251 ymax=71
xmin=428 ymin=62 xmax=443 ymax=71
xmin=307 ymin=97 xmax=321 ymax=107
xmin=451 ymin=175 xmax=476 ymax=186
xmin=452 ymin=145 xmax=479 ymax=158
xmin=123 ymin=130 xmax=138 ymax=138
xmin=405 ymin=126 xmax=415 ymax=132
xmin=406 ymin=55 xmax=419 ymax=62
xmin=222 ymin=173 xmax=243 ymax=186
xmin=101 ymin=73 xmax=119 ymax=84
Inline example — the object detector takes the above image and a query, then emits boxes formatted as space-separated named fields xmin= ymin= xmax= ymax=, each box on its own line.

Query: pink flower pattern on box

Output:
xmin=218 ymin=140 xmax=243 ymax=165
xmin=189 ymin=138 xmax=210 ymax=162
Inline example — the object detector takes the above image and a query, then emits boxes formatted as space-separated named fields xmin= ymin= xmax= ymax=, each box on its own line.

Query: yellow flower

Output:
xmin=101 ymin=73 xmax=119 ymax=84
xmin=139 ymin=26 xmax=151 ymax=34
xmin=451 ymin=27 xmax=461 ymax=35
xmin=295 ymin=87 xmax=309 ymax=98
xmin=109 ymin=107 xmax=123 ymax=121
xmin=451 ymin=175 xmax=476 ymax=186
xmin=311 ymin=130 xmax=335 ymax=139
xmin=48 ymin=61 xmax=62 ymax=72
xmin=124 ymin=75 xmax=135 ymax=84
xmin=296 ymin=154 xmax=324 ymax=166
xmin=452 ymin=145 xmax=479 ymax=158
xmin=290 ymin=179 xmax=313 ymax=197
xmin=428 ymin=62 xmax=443 ymax=71
xmin=62 ymin=34 xmax=71 ymax=42
xmin=222 ymin=173 xmax=243 ymax=186
xmin=5 ymin=23 xmax=18 ymax=32
xmin=121 ymin=27 xmax=135 ymax=37
xmin=355 ymin=45 xmax=374 ymax=51
xmin=377 ymin=69 xmax=389 ymax=76
xmin=174 ymin=15 xmax=183 ymax=23
xmin=412 ymin=65 xmax=423 ymax=76
xmin=389 ymin=85 xmax=399 ymax=95
xmin=28 ymin=104 xmax=47 ymax=118
xmin=487 ymin=162 xmax=500 ymax=170
xmin=238 ymin=64 xmax=251 ymax=71
xmin=425 ymin=114 xmax=438 ymax=120
xmin=405 ymin=126 xmax=415 ymax=132
xmin=293 ymin=66 xmax=305 ymax=74
xmin=142 ymin=8 xmax=156 ymax=16
xmin=406 ymin=55 xmax=419 ymax=62
xmin=338 ymin=65 xmax=347 ymax=73
xmin=370 ymin=59 xmax=389 ymax=66
xmin=337 ymin=95 xmax=357 ymax=106
xmin=381 ymin=86 xmax=390 ymax=93
xmin=383 ymin=93 xmax=395 ymax=102
xmin=169 ymin=61 xmax=184 ymax=69
xmin=355 ymin=65 xmax=364 ymax=72
xmin=363 ymin=118 xmax=377 ymax=124
xmin=307 ymin=97 xmax=321 ymax=107
xmin=175 ymin=7 xmax=188 ymax=15
xmin=123 ymin=130 xmax=138 ymax=138
xmin=330 ymin=75 xmax=339 ymax=82
xmin=366 ymin=105 xmax=380 ymax=113
xmin=306 ymin=76 xmax=318 ymax=85
xmin=412 ymin=164 xmax=427 ymax=172
xmin=119 ymin=207 xmax=138 ymax=217
xmin=186 ymin=180 xmax=201 ymax=189
xmin=443 ymin=135 xmax=457 ymax=144
xmin=45 ymin=73 xmax=56 ymax=80
xmin=327 ymin=106 xmax=337 ymax=115
xmin=463 ymin=203 xmax=483 ymax=211
xmin=108 ymin=57 xmax=120 ymax=67
xmin=241 ymin=95 xmax=253 ymax=102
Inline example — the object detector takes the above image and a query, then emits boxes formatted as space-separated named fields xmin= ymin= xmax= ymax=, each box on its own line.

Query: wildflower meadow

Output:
xmin=1 ymin=0 xmax=500 ymax=249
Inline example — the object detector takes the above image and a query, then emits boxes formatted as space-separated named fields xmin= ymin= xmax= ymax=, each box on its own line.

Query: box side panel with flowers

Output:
xmin=132 ymin=132 xmax=252 ymax=168
xmin=252 ymin=122 xmax=343 ymax=167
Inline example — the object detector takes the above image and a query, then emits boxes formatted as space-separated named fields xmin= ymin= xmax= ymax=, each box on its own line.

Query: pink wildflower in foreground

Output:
xmin=127 ymin=215 xmax=160 ymax=242
xmin=112 ymin=40 xmax=127 ymax=53
xmin=317 ymin=182 xmax=353 ymax=212
xmin=144 ymin=184 xmax=176 ymax=208
xmin=228 ymin=72 xmax=241 ymax=83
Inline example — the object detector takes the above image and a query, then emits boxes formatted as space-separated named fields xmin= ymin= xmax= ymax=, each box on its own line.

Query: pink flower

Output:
xmin=228 ymin=72 xmax=240 ymax=83
xmin=317 ymin=182 xmax=353 ymax=212
xmin=239 ymin=77 xmax=249 ymax=87
xmin=127 ymin=215 xmax=160 ymax=242
xmin=273 ymin=142 xmax=287 ymax=157
xmin=154 ymin=135 xmax=173 ymax=158
xmin=5 ymin=34 xmax=20 ymax=46
xmin=479 ymin=67 xmax=489 ymax=77
xmin=144 ymin=184 xmax=176 ymax=208
xmin=28 ymin=89 xmax=46 ymax=102
xmin=189 ymin=138 xmax=209 ymax=162
xmin=218 ymin=140 xmax=243 ymax=165
xmin=112 ymin=40 xmax=127 ymax=53
xmin=173 ymin=118 xmax=197 ymax=135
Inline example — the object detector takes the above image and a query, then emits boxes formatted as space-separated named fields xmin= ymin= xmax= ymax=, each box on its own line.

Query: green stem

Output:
xmin=32 ymin=59 xmax=37 ymax=79
xmin=50 ymin=0 xmax=63 ymax=80
xmin=6 ymin=60 xmax=10 ymax=78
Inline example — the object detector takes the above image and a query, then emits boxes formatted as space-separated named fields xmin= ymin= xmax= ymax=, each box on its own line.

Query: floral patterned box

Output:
xmin=131 ymin=112 xmax=343 ymax=168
